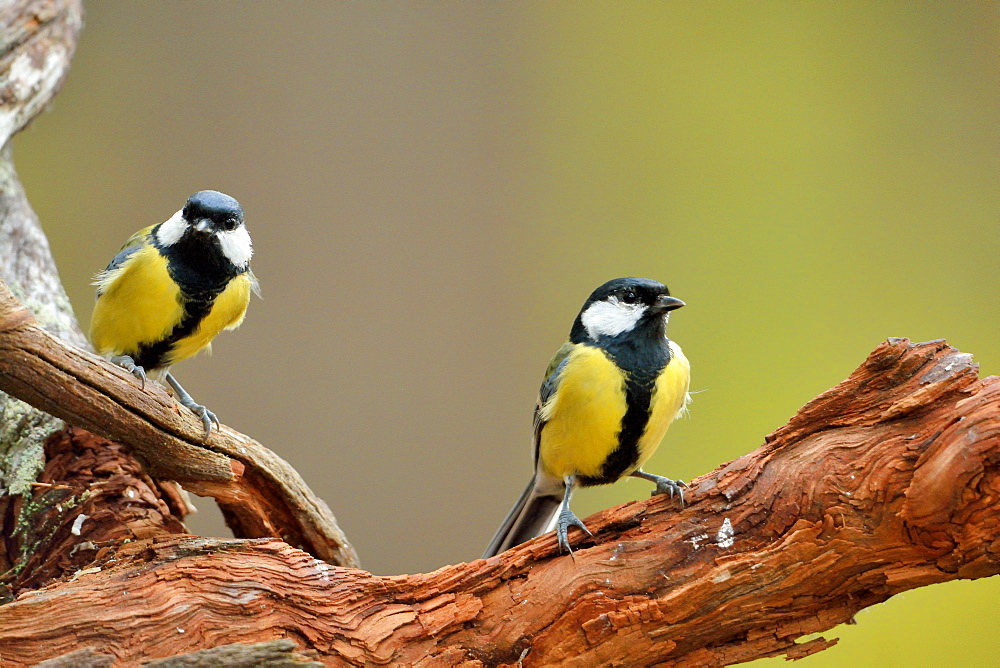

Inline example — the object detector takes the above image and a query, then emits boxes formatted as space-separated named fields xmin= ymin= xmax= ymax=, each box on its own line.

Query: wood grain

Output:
xmin=0 ymin=280 xmax=359 ymax=568
xmin=0 ymin=337 xmax=995 ymax=665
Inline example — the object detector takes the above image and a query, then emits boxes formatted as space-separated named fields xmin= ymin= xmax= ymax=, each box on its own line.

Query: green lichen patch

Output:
xmin=0 ymin=393 xmax=61 ymax=496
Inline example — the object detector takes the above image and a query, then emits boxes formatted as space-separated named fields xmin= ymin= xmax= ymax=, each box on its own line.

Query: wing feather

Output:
xmin=92 ymin=225 xmax=157 ymax=297
xmin=532 ymin=341 xmax=575 ymax=466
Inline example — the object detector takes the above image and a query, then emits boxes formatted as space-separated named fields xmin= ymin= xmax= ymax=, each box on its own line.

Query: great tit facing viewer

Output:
xmin=90 ymin=190 xmax=259 ymax=435
xmin=483 ymin=277 xmax=690 ymax=557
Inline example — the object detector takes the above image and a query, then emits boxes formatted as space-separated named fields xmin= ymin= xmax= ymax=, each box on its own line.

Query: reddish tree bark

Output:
xmin=1 ymin=1 xmax=997 ymax=665
xmin=0 ymin=336 xmax=996 ymax=666
xmin=0 ymin=280 xmax=358 ymax=571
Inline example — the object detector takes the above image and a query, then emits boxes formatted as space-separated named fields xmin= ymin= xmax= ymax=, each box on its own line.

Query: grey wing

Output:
xmin=93 ymin=225 xmax=154 ymax=297
xmin=532 ymin=343 xmax=574 ymax=467
xmin=104 ymin=244 xmax=141 ymax=273
xmin=93 ymin=244 xmax=142 ymax=297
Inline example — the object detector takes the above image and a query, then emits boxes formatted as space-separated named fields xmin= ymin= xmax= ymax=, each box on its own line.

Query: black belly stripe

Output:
xmin=576 ymin=330 xmax=673 ymax=487
xmin=134 ymin=230 xmax=242 ymax=370
xmin=132 ymin=294 xmax=218 ymax=370
xmin=578 ymin=369 xmax=657 ymax=487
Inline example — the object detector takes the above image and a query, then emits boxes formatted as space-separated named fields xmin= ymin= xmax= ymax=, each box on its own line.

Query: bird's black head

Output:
xmin=182 ymin=190 xmax=244 ymax=233
xmin=154 ymin=190 xmax=253 ymax=272
xmin=570 ymin=277 xmax=685 ymax=344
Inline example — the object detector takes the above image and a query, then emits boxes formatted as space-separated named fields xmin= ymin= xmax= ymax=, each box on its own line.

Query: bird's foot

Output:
xmin=178 ymin=398 xmax=220 ymax=438
xmin=652 ymin=477 xmax=687 ymax=506
xmin=164 ymin=372 xmax=219 ymax=439
xmin=631 ymin=470 xmax=688 ymax=506
xmin=555 ymin=507 xmax=592 ymax=555
xmin=109 ymin=355 xmax=146 ymax=389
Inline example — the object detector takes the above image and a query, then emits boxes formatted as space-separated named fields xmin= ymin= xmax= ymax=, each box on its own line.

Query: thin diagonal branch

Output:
xmin=0 ymin=279 xmax=358 ymax=567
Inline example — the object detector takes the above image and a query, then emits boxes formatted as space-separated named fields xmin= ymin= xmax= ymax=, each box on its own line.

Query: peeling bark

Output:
xmin=0 ymin=1 xmax=997 ymax=665
xmin=1 ymin=427 xmax=188 ymax=599
xmin=0 ymin=0 xmax=357 ymax=603
xmin=0 ymin=337 xmax=995 ymax=666
xmin=0 ymin=280 xmax=358 ymax=568
xmin=0 ymin=0 xmax=88 ymax=590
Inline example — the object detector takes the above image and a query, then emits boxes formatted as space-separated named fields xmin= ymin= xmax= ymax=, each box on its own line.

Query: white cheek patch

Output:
xmin=217 ymin=225 xmax=253 ymax=269
xmin=581 ymin=297 xmax=647 ymax=338
xmin=155 ymin=210 xmax=186 ymax=246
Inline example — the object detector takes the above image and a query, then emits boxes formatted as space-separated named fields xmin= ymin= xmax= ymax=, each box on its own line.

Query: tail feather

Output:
xmin=483 ymin=475 xmax=562 ymax=558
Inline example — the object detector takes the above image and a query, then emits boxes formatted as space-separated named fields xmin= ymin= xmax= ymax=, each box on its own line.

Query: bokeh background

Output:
xmin=13 ymin=2 xmax=998 ymax=664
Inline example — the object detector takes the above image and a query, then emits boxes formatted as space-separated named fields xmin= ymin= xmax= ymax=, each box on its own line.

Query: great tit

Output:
xmin=90 ymin=190 xmax=259 ymax=436
xmin=483 ymin=277 xmax=690 ymax=557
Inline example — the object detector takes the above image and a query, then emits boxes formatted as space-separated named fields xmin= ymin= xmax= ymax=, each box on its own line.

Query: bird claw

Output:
xmin=555 ymin=507 xmax=592 ymax=555
xmin=188 ymin=403 xmax=220 ymax=439
xmin=110 ymin=355 xmax=146 ymax=389
xmin=164 ymin=373 xmax=219 ymax=440
xmin=651 ymin=477 xmax=688 ymax=506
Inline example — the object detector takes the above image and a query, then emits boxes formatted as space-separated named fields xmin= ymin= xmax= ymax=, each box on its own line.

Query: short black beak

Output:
xmin=652 ymin=295 xmax=685 ymax=313
xmin=192 ymin=218 xmax=213 ymax=235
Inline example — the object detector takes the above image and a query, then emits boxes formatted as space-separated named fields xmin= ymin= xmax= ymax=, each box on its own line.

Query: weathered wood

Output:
xmin=35 ymin=648 xmax=115 ymax=668
xmin=0 ymin=280 xmax=359 ymax=568
xmin=35 ymin=641 xmax=320 ymax=668
xmin=143 ymin=639 xmax=322 ymax=667
xmin=0 ymin=0 xmax=88 ymax=593
xmin=0 ymin=427 xmax=189 ymax=599
xmin=0 ymin=338 xmax=995 ymax=666
xmin=0 ymin=0 xmax=356 ymax=603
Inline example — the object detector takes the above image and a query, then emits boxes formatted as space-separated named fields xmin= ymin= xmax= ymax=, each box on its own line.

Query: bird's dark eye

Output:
xmin=621 ymin=290 xmax=638 ymax=304
xmin=222 ymin=218 xmax=239 ymax=231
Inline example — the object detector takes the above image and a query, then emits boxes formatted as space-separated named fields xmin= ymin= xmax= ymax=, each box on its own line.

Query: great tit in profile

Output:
xmin=90 ymin=190 xmax=259 ymax=436
xmin=483 ymin=277 xmax=690 ymax=557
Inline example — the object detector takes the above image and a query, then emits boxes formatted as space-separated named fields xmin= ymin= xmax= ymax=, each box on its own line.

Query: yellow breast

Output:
xmin=90 ymin=244 xmax=183 ymax=358
xmin=537 ymin=340 xmax=691 ymax=480
xmin=635 ymin=340 xmax=690 ymax=469
xmin=166 ymin=273 xmax=252 ymax=364
xmin=538 ymin=345 xmax=629 ymax=479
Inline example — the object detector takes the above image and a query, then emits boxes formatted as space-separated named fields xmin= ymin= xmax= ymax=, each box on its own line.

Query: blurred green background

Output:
xmin=13 ymin=2 xmax=998 ymax=664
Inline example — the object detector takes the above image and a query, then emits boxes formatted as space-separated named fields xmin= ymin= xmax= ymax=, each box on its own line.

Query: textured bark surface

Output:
xmin=0 ymin=0 xmax=86 ymax=465
xmin=0 ymin=337 xmax=995 ymax=666
xmin=0 ymin=0 xmax=93 ymax=594
xmin=0 ymin=280 xmax=359 ymax=568
xmin=37 ymin=640 xmax=324 ymax=668
xmin=0 ymin=0 xmax=357 ymax=609
xmin=0 ymin=427 xmax=189 ymax=599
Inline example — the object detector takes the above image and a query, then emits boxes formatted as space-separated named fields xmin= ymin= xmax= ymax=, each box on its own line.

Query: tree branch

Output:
xmin=0 ymin=280 xmax=358 ymax=568
xmin=1 ymin=2 xmax=996 ymax=664
xmin=0 ymin=337 xmax=995 ymax=665
xmin=0 ymin=0 xmax=86 ymax=374
xmin=0 ymin=0 xmax=89 ymax=587
xmin=0 ymin=0 xmax=357 ymax=612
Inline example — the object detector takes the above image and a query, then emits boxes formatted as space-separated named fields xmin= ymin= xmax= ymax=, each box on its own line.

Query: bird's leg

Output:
xmin=555 ymin=475 xmax=592 ymax=554
xmin=631 ymin=469 xmax=688 ymax=506
xmin=165 ymin=372 xmax=219 ymax=438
